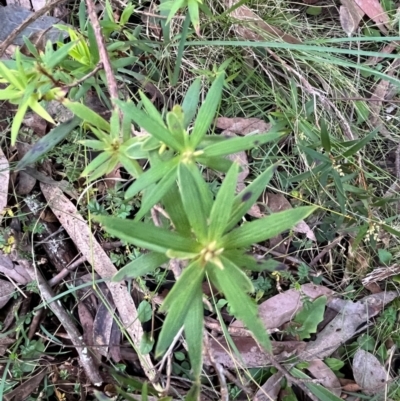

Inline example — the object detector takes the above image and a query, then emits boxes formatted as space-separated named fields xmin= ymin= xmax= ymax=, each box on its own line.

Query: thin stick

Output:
xmin=23 ymin=260 xmax=103 ymax=385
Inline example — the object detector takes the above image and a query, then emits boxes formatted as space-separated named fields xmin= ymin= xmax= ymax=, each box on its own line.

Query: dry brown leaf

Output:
xmin=0 ymin=147 xmax=9 ymax=222
xmin=216 ymin=117 xmax=271 ymax=135
xmin=226 ymin=0 xmax=301 ymax=44
xmin=339 ymin=6 xmax=357 ymax=36
xmin=0 ymin=279 xmax=15 ymax=308
xmin=368 ymin=79 xmax=390 ymax=126
xmin=255 ymin=372 xmax=283 ymax=401
xmin=298 ymin=291 xmax=397 ymax=361
xmin=307 ymin=359 xmax=341 ymax=396
xmin=354 ymin=0 xmax=390 ymax=32
xmin=265 ymin=192 xmax=316 ymax=241
xmin=205 ymin=336 xmax=306 ymax=368
xmin=40 ymin=183 xmax=156 ymax=381
xmin=340 ymin=0 xmax=365 ymax=33
xmin=232 ymin=283 xmax=334 ymax=330
xmin=353 ymin=349 xmax=388 ymax=394
xmin=0 ymin=252 xmax=31 ymax=285
xmin=3 ymin=368 xmax=47 ymax=401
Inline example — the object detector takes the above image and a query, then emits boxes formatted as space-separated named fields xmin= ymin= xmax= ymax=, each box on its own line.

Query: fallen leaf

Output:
xmin=255 ymin=372 xmax=283 ymax=401
xmin=225 ymin=0 xmax=301 ymax=44
xmin=216 ymin=117 xmax=271 ymax=135
xmin=340 ymin=0 xmax=365 ymax=34
xmin=307 ymin=359 xmax=341 ymax=396
xmin=354 ymin=0 xmax=390 ymax=32
xmin=0 ymin=279 xmax=15 ymax=308
xmin=368 ymin=79 xmax=390 ymax=126
xmin=339 ymin=6 xmax=357 ymax=36
xmin=3 ymin=368 xmax=47 ymax=401
xmin=298 ymin=291 xmax=397 ymax=361
xmin=40 ymin=183 xmax=156 ymax=381
xmin=232 ymin=283 xmax=334 ymax=330
xmin=353 ymin=349 xmax=387 ymax=395
xmin=265 ymin=192 xmax=316 ymax=241
xmin=0 ymin=252 xmax=31 ymax=285
xmin=205 ymin=336 xmax=306 ymax=368
xmin=0 ymin=147 xmax=9 ymax=222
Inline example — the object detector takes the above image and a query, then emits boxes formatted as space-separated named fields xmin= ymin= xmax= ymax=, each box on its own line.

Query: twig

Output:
xmin=47 ymin=254 xmax=87 ymax=287
xmin=0 ymin=0 xmax=67 ymax=57
xmin=309 ymin=236 xmax=344 ymax=267
xmin=62 ymin=63 xmax=103 ymax=89
xmin=204 ymin=334 xmax=229 ymax=401
xmin=23 ymin=260 xmax=103 ymax=385
xmin=85 ymin=0 xmax=119 ymax=105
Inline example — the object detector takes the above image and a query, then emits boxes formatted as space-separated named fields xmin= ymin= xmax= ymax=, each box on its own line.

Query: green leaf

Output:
xmin=29 ymin=100 xmax=55 ymax=124
xmin=223 ymin=250 xmax=284 ymax=272
xmin=167 ymin=106 xmax=187 ymax=145
xmin=118 ymin=100 xmax=182 ymax=151
xmin=182 ymin=78 xmax=201 ymax=128
xmin=81 ymin=151 xmax=112 ymax=178
xmin=293 ymin=296 xmax=327 ymax=340
xmin=137 ymin=301 xmax=152 ymax=323
xmin=197 ymin=156 xmax=233 ymax=172
xmin=190 ymin=72 xmax=225 ymax=148
xmin=188 ymin=0 xmax=200 ymax=35
xmin=324 ymin=358 xmax=345 ymax=371
xmin=118 ymin=154 xmax=143 ymax=178
xmin=208 ymin=163 xmax=238 ymax=240
xmin=290 ymin=368 xmax=344 ymax=401
xmin=208 ymin=258 xmax=271 ymax=352
xmin=0 ymin=61 xmax=24 ymax=90
xmin=320 ymin=118 xmax=331 ymax=153
xmin=46 ymin=41 xmax=78 ymax=69
xmin=112 ymin=252 xmax=168 ymax=281
xmin=203 ymin=130 xmax=285 ymax=158
xmin=162 ymin=182 xmax=191 ymax=236
xmin=227 ymin=163 xmax=277 ymax=231
xmin=184 ymin=285 xmax=203 ymax=379
xmin=95 ymin=215 xmax=200 ymax=254
xmin=11 ymin=100 xmax=29 ymax=145
xmin=341 ymin=129 xmax=377 ymax=157
xmin=64 ymin=100 xmax=110 ymax=131
xmin=222 ymin=206 xmax=317 ymax=249
xmin=16 ymin=116 xmax=81 ymax=170
xmin=156 ymin=260 xmax=205 ymax=356
xmin=134 ymin=166 xmax=178 ymax=221
xmin=178 ymin=163 xmax=209 ymax=241
xmin=139 ymin=91 xmax=166 ymax=128
xmin=125 ymin=158 xmax=179 ymax=199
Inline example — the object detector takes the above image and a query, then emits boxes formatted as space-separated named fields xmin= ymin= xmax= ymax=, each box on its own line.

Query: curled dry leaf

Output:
xmin=353 ymin=349 xmax=388 ymax=395
xmin=0 ymin=252 xmax=31 ymax=285
xmin=0 ymin=147 xmax=9 ymax=223
xmin=40 ymin=183 xmax=156 ymax=381
xmin=225 ymin=0 xmax=301 ymax=44
xmin=216 ymin=117 xmax=271 ymax=135
xmin=340 ymin=0 xmax=365 ymax=35
xmin=307 ymin=359 xmax=341 ymax=396
xmin=232 ymin=283 xmax=334 ymax=330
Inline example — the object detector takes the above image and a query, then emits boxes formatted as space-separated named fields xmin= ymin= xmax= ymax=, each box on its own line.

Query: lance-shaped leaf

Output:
xmin=203 ymin=130 xmax=286 ymax=158
xmin=156 ymin=260 xmax=205 ymax=357
xmin=63 ymin=100 xmax=110 ymax=131
xmin=81 ymin=151 xmax=112 ymax=178
xmin=208 ymin=257 xmax=271 ymax=352
xmin=125 ymin=157 xmax=179 ymax=199
xmin=222 ymin=206 xmax=317 ymax=249
xmin=16 ymin=116 xmax=81 ymax=170
xmin=208 ymin=162 xmax=238 ymax=240
xmin=134 ymin=166 xmax=178 ymax=221
xmin=96 ymin=216 xmax=200 ymax=254
xmin=112 ymin=252 xmax=169 ymax=281
xmin=197 ymin=156 xmax=233 ymax=173
xmin=139 ymin=90 xmax=166 ymax=128
xmin=190 ymin=72 xmax=225 ymax=148
xmin=184 ymin=284 xmax=204 ymax=379
xmin=162 ymin=182 xmax=191 ymax=236
xmin=178 ymin=163 xmax=208 ymax=241
xmin=223 ymin=250 xmax=284 ymax=273
xmin=182 ymin=78 xmax=201 ymax=128
xmin=117 ymin=100 xmax=183 ymax=151
xmin=226 ymin=163 xmax=277 ymax=231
